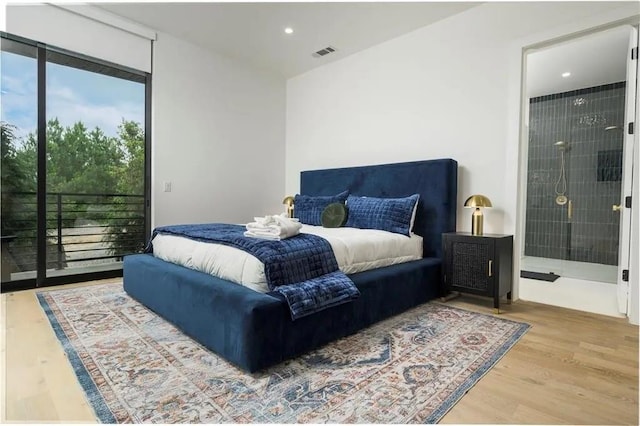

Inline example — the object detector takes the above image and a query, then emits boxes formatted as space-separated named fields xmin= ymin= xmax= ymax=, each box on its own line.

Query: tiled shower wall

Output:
xmin=524 ymin=82 xmax=626 ymax=265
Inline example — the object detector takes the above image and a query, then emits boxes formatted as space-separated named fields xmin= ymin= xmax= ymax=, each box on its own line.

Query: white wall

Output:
xmin=0 ymin=2 xmax=6 ymax=32
xmin=152 ymin=32 xmax=286 ymax=227
xmin=285 ymin=1 xmax=639 ymax=320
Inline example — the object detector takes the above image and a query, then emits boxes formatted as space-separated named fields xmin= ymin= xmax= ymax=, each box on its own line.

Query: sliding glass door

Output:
xmin=44 ymin=51 xmax=147 ymax=278
xmin=1 ymin=33 xmax=151 ymax=289
xmin=1 ymin=37 xmax=38 ymax=282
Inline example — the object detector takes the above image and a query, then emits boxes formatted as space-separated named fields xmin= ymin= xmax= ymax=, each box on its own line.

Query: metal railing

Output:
xmin=1 ymin=191 xmax=146 ymax=273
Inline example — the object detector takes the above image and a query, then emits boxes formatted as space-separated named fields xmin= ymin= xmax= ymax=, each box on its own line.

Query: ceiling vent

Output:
xmin=312 ymin=46 xmax=337 ymax=58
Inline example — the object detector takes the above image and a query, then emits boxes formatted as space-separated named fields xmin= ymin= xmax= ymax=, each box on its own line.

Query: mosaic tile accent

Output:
xmin=525 ymin=82 xmax=625 ymax=265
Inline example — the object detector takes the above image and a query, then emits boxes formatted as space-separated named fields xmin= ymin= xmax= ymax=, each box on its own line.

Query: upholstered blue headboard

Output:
xmin=300 ymin=158 xmax=458 ymax=258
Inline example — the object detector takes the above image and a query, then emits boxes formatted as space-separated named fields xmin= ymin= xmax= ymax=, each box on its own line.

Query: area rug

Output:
xmin=37 ymin=283 xmax=529 ymax=423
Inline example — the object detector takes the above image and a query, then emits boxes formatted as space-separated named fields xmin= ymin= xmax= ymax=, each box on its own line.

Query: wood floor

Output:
xmin=1 ymin=279 xmax=638 ymax=424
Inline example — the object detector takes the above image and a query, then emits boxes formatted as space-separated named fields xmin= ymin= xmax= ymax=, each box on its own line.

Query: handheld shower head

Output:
xmin=554 ymin=141 xmax=568 ymax=203
xmin=554 ymin=141 xmax=567 ymax=151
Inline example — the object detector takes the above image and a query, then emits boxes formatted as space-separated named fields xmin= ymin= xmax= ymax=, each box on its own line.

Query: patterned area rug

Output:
xmin=38 ymin=283 xmax=529 ymax=423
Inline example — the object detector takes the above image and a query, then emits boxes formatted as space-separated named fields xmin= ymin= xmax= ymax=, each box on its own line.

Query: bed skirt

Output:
xmin=123 ymin=254 xmax=441 ymax=372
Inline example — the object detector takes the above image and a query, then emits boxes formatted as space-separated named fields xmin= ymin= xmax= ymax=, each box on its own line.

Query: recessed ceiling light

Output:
xmin=284 ymin=27 xmax=293 ymax=34
xmin=562 ymin=72 xmax=571 ymax=78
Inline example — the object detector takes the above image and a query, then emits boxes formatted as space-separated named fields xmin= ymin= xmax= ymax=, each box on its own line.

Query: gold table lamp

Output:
xmin=282 ymin=196 xmax=294 ymax=218
xmin=464 ymin=195 xmax=492 ymax=235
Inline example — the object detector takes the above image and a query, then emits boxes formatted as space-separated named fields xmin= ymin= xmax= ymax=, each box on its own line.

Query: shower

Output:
xmin=554 ymin=141 xmax=569 ymax=205
xmin=525 ymin=83 xmax=626 ymax=275
xmin=522 ymin=25 xmax=632 ymax=289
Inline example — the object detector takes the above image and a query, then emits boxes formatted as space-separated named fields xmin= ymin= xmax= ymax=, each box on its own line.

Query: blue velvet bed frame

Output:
xmin=123 ymin=158 xmax=457 ymax=372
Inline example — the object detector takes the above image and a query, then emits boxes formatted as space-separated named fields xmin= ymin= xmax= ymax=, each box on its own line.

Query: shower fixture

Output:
xmin=554 ymin=141 xmax=568 ymax=205
xmin=604 ymin=125 xmax=622 ymax=131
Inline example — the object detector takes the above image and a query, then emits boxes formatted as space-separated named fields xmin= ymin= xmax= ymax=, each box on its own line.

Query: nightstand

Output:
xmin=442 ymin=232 xmax=513 ymax=313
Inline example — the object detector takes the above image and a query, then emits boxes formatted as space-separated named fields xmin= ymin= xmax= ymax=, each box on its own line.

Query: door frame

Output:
xmin=516 ymin=21 xmax=638 ymax=320
xmin=617 ymin=26 xmax=638 ymax=314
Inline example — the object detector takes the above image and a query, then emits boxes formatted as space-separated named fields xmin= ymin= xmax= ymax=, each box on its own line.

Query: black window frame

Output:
xmin=0 ymin=31 xmax=152 ymax=293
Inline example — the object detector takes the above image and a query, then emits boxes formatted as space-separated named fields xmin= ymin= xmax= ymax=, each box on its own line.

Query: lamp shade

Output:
xmin=464 ymin=194 xmax=492 ymax=208
xmin=282 ymin=196 xmax=294 ymax=206
xmin=283 ymin=195 xmax=295 ymax=218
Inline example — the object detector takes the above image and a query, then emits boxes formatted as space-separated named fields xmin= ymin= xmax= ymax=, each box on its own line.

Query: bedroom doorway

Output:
xmin=519 ymin=24 xmax=637 ymax=317
xmin=1 ymin=32 xmax=152 ymax=291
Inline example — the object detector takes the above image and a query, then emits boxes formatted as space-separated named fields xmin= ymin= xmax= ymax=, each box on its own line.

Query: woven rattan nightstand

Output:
xmin=442 ymin=232 xmax=513 ymax=313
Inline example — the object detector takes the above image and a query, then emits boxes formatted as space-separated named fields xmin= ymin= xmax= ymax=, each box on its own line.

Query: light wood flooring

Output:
xmin=1 ymin=279 xmax=638 ymax=424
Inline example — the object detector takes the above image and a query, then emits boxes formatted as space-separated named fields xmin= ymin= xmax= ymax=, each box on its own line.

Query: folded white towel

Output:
xmin=243 ymin=230 xmax=282 ymax=241
xmin=245 ymin=213 xmax=302 ymax=240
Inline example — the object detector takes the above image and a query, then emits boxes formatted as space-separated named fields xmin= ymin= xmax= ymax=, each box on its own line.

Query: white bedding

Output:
xmin=151 ymin=225 xmax=423 ymax=293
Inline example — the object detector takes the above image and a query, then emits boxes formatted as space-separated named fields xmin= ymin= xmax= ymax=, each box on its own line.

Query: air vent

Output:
xmin=312 ymin=46 xmax=337 ymax=58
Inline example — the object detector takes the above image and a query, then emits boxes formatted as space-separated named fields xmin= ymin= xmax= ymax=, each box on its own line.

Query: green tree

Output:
xmin=1 ymin=122 xmax=34 ymax=193
xmin=107 ymin=120 xmax=146 ymax=256
xmin=1 ymin=122 xmax=36 ymax=234
xmin=2 ymin=118 xmax=146 ymax=274
xmin=1 ymin=122 xmax=39 ymax=272
xmin=117 ymin=120 xmax=145 ymax=195
xmin=15 ymin=119 xmax=126 ymax=228
xmin=44 ymin=119 xmax=123 ymax=194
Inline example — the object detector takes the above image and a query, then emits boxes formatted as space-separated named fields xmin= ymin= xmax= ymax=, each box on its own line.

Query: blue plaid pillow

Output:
xmin=294 ymin=190 xmax=349 ymax=226
xmin=345 ymin=194 xmax=419 ymax=236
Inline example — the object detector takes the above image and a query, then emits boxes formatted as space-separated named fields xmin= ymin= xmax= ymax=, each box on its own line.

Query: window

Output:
xmin=1 ymin=32 xmax=151 ymax=289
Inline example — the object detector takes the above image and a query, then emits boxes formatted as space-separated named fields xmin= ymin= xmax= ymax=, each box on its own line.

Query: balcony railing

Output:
xmin=1 ymin=191 xmax=146 ymax=276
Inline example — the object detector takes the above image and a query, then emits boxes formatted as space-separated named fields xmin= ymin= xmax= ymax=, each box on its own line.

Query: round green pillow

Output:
xmin=321 ymin=202 xmax=348 ymax=228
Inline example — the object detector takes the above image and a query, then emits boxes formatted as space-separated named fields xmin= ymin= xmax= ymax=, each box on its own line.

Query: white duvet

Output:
xmin=151 ymin=225 xmax=423 ymax=293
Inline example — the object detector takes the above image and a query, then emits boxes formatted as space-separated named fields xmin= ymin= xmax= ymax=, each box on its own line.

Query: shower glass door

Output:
xmin=522 ymin=25 xmax=636 ymax=286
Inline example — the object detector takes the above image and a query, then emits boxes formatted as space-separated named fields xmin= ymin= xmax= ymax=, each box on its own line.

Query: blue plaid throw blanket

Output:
xmin=146 ymin=223 xmax=360 ymax=320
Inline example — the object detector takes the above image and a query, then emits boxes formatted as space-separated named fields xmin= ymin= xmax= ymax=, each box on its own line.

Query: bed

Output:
xmin=123 ymin=158 xmax=458 ymax=372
